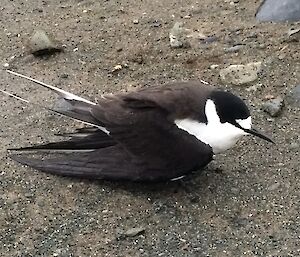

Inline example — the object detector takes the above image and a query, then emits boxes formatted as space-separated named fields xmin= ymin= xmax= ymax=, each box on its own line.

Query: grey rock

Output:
xmin=60 ymin=73 xmax=69 ymax=79
xmin=209 ymin=64 xmax=219 ymax=70
xmin=224 ymin=44 xmax=244 ymax=53
xmin=124 ymin=227 xmax=145 ymax=237
xmin=149 ymin=19 xmax=162 ymax=28
xmin=287 ymin=27 xmax=300 ymax=37
xmin=117 ymin=226 xmax=145 ymax=239
xmin=219 ymin=62 xmax=262 ymax=85
xmin=169 ymin=22 xmax=190 ymax=48
xmin=200 ymin=35 xmax=218 ymax=44
xmin=285 ymin=85 xmax=300 ymax=107
xmin=284 ymin=27 xmax=300 ymax=42
xmin=169 ymin=22 xmax=210 ymax=48
xmin=246 ymin=83 xmax=263 ymax=92
xmin=262 ymin=97 xmax=284 ymax=117
xmin=268 ymin=182 xmax=280 ymax=191
xmin=256 ymin=0 xmax=300 ymax=22
xmin=28 ymin=30 xmax=62 ymax=56
xmin=289 ymin=142 xmax=299 ymax=150
xmin=257 ymin=43 xmax=266 ymax=49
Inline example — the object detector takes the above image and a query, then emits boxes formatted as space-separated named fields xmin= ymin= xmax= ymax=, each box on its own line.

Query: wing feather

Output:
xmin=5 ymin=75 xmax=213 ymax=181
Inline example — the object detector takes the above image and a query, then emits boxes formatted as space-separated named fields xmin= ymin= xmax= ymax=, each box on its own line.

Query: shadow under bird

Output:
xmin=2 ymin=70 xmax=274 ymax=182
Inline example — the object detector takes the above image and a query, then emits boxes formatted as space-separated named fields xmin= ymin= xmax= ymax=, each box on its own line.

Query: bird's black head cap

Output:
xmin=209 ymin=90 xmax=250 ymax=124
xmin=208 ymin=90 xmax=274 ymax=144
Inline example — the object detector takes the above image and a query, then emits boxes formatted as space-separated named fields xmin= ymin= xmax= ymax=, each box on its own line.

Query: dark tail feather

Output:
xmin=55 ymin=127 xmax=99 ymax=137
xmin=10 ymin=153 xmax=106 ymax=179
xmin=9 ymin=130 xmax=116 ymax=151
xmin=52 ymin=98 xmax=102 ymax=128
xmin=10 ymin=146 xmax=138 ymax=180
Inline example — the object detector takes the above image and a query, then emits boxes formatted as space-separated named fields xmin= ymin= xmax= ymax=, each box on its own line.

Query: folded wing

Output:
xmin=6 ymin=72 xmax=213 ymax=181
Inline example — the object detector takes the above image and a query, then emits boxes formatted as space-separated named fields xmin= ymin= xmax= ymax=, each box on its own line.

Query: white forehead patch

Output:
xmin=205 ymin=99 xmax=220 ymax=123
xmin=236 ymin=116 xmax=252 ymax=130
xmin=175 ymin=100 xmax=251 ymax=154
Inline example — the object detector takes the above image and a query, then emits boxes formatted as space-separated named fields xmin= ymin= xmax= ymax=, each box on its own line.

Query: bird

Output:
xmin=2 ymin=70 xmax=274 ymax=182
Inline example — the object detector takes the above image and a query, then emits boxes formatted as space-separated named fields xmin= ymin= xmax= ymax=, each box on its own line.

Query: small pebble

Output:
xmin=116 ymin=226 xmax=145 ymax=239
xmin=248 ymin=32 xmax=258 ymax=38
xmin=225 ymin=44 xmax=244 ymax=53
xmin=210 ymin=64 xmax=219 ymax=70
xmin=28 ymin=29 xmax=62 ymax=56
xmin=112 ymin=64 xmax=122 ymax=72
xmin=262 ymin=96 xmax=284 ymax=117
xmin=150 ymin=20 xmax=161 ymax=28
xmin=200 ymin=36 xmax=218 ymax=44
xmin=124 ymin=227 xmax=145 ymax=237
xmin=268 ymin=183 xmax=280 ymax=191
xmin=285 ymin=85 xmax=300 ymax=107
xmin=287 ymin=27 xmax=300 ymax=37
xmin=264 ymin=94 xmax=275 ymax=100
xmin=289 ymin=142 xmax=299 ymax=150
xmin=258 ymin=43 xmax=266 ymax=49
xmin=246 ymin=83 xmax=263 ymax=92
xmin=278 ymin=53 xmax=286 ymax=60
xmin=60 ymin=73 xmax=69 ymax=79
xmin=169 ymin=22 xmax=190 ymax=48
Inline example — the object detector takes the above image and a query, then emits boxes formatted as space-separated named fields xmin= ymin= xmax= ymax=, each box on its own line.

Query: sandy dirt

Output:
xmin=0 ymin=0 xmax=299 ymax=256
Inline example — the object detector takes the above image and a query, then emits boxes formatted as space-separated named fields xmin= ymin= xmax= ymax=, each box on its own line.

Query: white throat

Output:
xmin=175 ymin=99 xmax=252 ymax=154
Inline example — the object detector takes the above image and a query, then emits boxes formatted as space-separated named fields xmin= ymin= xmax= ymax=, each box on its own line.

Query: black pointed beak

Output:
xmin=244 ymin=127 xmax=275 ymax=144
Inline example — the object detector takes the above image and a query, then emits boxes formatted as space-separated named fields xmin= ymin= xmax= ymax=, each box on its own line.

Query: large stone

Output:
xmin=256 ymin=0 xmax=300 ymax=22
xmin=219 ymin=62 xmax=262 ymax=85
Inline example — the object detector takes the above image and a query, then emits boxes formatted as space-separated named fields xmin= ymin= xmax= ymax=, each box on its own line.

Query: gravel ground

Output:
xmin=0 ymin=0 xmax=299 ymax=256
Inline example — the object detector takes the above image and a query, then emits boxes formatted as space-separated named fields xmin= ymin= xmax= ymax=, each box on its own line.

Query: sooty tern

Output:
xmin=2 ymin=70 xmax=274 ymax=182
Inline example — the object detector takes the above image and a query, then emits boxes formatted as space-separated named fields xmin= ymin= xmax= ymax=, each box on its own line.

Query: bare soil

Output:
xmin=0 ymin=0 xmax=299 ymax=256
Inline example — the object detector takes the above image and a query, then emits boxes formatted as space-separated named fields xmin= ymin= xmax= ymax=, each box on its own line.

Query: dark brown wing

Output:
xmin=10 ymin=82 xmax=213 ymax=181
xmin=12 ymin=112 xmax=212 ymax=181
xmin=88 ymin=82 xmax=213 ymax=180
xmin=11 ymin=145 xmax=143 ymax=181
xmin=121 ymin=81 xmax=213 ymax=122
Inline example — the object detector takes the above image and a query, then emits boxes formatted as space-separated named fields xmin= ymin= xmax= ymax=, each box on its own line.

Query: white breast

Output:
xmin=175 ymin=100 xmax=251 ymax=154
